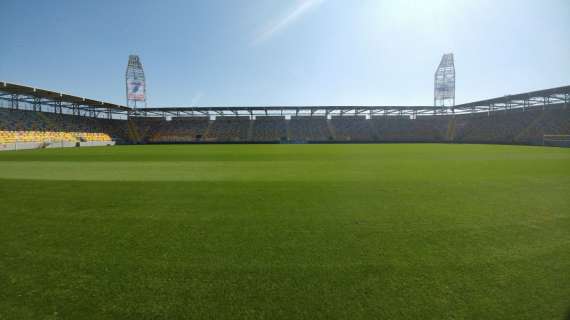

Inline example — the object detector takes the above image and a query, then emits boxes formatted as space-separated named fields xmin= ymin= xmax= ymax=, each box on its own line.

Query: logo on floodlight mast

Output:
xmin=127 ymin=80 xmax=145 ymax=101
xmin=125 ymin=55 xmax=147 ymax=108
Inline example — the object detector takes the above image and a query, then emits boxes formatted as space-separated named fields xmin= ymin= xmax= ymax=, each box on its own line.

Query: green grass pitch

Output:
xmin=0 ymin=144 xmax=569 ymax=319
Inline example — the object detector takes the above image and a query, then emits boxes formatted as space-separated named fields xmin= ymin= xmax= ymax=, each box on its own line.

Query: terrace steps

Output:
xmin=203 ymin=120 xmax=214 ymax=140
xmin=446 ymin=117 xmax=456 ymax=141
xmin=127 ymin=119 xmax=141 ymax=144
xmin=326 ymin=119 xmax=337 ymax=140
xmin=247 ymin=120 xmax=254 ymax=141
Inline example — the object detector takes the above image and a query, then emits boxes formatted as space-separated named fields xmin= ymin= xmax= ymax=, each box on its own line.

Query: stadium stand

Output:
xmin=148 ymin=117 xmax=210 ymax=143
xmin=251 ymin=117 xmax=287 ymax=142
xmin=288 ymin=117 xmax=331 ymax=142
xmin=2 ymin=105 xmax=569 ymax=146
xmin=367 ymin=116 xmax=444 ymax=142
xmin=0 ymin=82 xmax=568 ymax=148
xmin=331 ymin=116 xmax=374 ymax=141
xmin=514 ymin=105 xmax=570 ymax=144
xmin=125 ymin=117 xmax=162 ymax=144
xmin=204 ymin=117 xmax=251 ymax=142
xmin=0 ymin=108 xmax=123 ymax=146
xmin=453 ymin=104 xmax=570 ymax=145
xmin=0 ymin=131 xmax=111 ymax=144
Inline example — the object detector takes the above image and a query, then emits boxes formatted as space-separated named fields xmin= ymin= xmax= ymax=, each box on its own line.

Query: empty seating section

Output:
xmin=332 ymin=117 xmax=373 ymax=141
xmin=455 ymin=106 xmax=570 ymax=144
xmin=205 ymin=117 xmax=250 ymax=142
xmin=149 ymin=117 xmax=210 ymax=143
xmin=514 ymin=107 xmax=570 ymax=144
xmin=125 ymin=117 xmax=163 ymax=143
xmin=372 ymin=117 xmax=447 ymax=142
xmin=252 ymin=117 xmax=287 ymax=142
xmin=289 ymin=117 xmax=330 ymax=142
xmin=0 ymin=131 xmax=111 ymax=144
xmin=0 ymin=108 xmax=122 ymax=144
xmin=1 ymin=104 xmax=568 ymax=145
xmin=133 ymin=106 xmax=570 ymax=144
xmin=455 ymin=111 xmax=534 ymax=144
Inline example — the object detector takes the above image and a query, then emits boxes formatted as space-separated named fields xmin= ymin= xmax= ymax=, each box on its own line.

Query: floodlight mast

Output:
xmin=125 ymin=55 xmax=147 ymax=109
xmin=434 ymin=53 xmax=455 ymax=108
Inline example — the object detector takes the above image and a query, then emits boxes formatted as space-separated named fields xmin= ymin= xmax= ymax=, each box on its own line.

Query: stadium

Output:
xmin=1 ymin=80 xmax=569 ymax=148
xmin=1 ymin=1 xmax=570 ymax=319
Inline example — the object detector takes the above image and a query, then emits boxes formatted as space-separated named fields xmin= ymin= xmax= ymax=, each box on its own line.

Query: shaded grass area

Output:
xmin=0 ymin=144 xmax=569 ymax=319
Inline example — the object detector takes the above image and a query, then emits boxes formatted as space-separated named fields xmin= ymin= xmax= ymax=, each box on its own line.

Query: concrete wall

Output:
xmin=79 ymin=141 xmax=116 ymax=147
xmin=0 ymin=141 xmax=115 ymax=152
xmin=0 ymin=142 xmax=45 ymax=151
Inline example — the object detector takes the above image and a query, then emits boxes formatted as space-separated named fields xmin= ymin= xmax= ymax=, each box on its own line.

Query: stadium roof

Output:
xmin=0 ymin=82 xmax=129 ymax=112
xmin=455 ymin=85 xmax=570 ymax=110
xmin=133 ymin=85 xmax=570 ymax=117
xmin=134 ymin=105 xmax=446 ymax=117
xmin=1 ymin=81 xmax=569 ymax=119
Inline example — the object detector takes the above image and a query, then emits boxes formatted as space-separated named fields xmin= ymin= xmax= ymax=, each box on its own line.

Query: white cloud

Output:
xmin=253 ymin=0 xmax=326 ymax=45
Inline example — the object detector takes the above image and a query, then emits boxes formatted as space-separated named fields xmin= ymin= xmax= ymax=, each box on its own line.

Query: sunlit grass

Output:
xmin=1 ymin=144 xmax=569 ymax=319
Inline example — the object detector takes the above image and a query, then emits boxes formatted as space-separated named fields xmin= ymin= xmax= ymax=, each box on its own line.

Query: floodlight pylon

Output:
xmin=434 ymin=53 xmax=455 ymax=107
xmin=125 ymin=55 xmax=147 ymax=109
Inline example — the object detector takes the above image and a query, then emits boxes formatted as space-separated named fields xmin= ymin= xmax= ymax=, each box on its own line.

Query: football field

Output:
xmin=1 ymin=144 xmax=569 ymax=319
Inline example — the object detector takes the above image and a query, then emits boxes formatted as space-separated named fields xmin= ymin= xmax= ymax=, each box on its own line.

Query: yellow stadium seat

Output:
xmin=0 ymin=131 xmax=112 ymax=144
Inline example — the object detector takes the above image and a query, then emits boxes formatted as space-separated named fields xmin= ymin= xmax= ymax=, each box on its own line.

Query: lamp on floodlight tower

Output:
xmin=434 ymin=53 xmax=455 ymax=108
xmin=125 ymin=55 xmax=147 ymax=109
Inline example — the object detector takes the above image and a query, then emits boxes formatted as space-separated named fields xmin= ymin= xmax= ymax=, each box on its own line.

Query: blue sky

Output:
xmin=0 ymin=0 xmax=569 ymax=107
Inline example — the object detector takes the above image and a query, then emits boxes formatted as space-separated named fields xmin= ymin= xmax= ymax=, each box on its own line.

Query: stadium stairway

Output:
xmin=446 ymin=117 xmax=456 ymax=141
xmin=127 ymin=119 xmax=141 ymax=144
xmin=368 ymin=120 xmax=380 ymax=140
xmin=326 ymin=119 xmax=337 ymax=140
xmin=203 ymin=120 xmax=214 ymax=141
xmin=247 ymin=120 xmax=254 ymax=141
